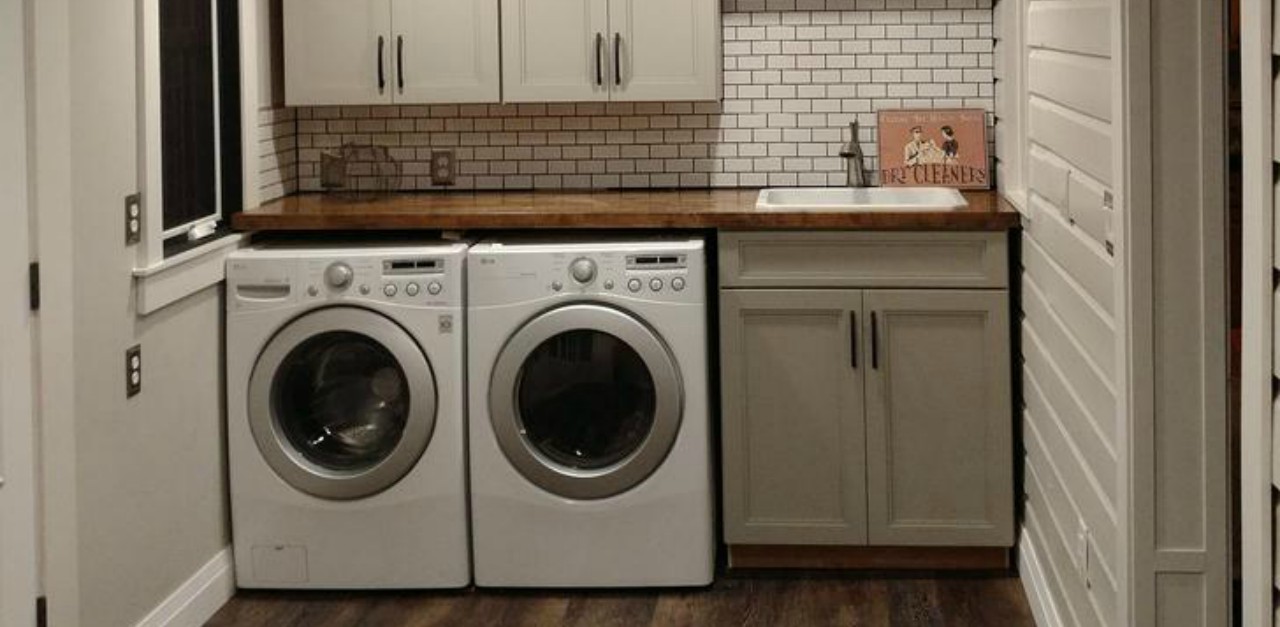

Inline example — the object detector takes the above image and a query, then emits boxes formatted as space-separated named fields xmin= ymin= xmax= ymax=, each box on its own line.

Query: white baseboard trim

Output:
xmin=1019 ymin=526 xmax=1065 ymax=627
xmin=135 ymin=546 xmax=235 ymax=627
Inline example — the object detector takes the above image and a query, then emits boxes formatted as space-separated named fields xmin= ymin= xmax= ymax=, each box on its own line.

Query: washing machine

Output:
xmin=467 ymin=234 xmax=714 ymax=587
xmin=226 ymin=241 xmax=470 ymax=589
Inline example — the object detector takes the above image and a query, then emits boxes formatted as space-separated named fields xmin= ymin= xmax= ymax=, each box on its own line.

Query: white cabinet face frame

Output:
xmin=391 ymin=0 xmax=500 ymax=104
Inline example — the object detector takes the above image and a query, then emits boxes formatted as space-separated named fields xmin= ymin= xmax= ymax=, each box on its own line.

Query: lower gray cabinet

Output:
xmin=718 ymin=233 xmax=1014 ymax=551
xmin=720 ymin=290 xmax=868 ymax=545
xmin=863 ymin=290 xmax=1013 ymax=547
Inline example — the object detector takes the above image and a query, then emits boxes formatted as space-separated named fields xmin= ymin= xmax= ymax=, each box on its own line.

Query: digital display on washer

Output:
xmin=383 ymin=259 xmax=444 ymax=275
xmin=626 ymin=254 xmax=686 ymax=270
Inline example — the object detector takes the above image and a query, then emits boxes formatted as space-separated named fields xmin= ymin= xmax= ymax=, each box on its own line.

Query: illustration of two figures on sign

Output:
xmin=902 ymin=125 xmax=960 ymax=166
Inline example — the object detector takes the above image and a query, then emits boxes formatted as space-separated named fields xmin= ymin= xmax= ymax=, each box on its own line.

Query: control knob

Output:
xmin=569 ymin=258 xmax=597 ymax=284
xmin=325 ymin=262 xmax=354 ymax=289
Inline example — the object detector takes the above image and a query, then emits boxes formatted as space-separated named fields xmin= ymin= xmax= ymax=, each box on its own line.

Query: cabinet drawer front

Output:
xmin=719 ymin=232 xmax=1009 ymax=289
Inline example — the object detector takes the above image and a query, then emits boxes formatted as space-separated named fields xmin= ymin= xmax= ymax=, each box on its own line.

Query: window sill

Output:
xmin=133 ymin=232 xmax=247 ymax=315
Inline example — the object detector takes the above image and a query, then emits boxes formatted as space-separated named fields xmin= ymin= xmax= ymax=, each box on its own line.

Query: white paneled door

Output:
xmin=0 ymin=0 xmax=37 ymax=624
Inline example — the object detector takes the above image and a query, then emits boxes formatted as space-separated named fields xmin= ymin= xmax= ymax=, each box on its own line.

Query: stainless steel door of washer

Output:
xmin=248 ymin=307 xmax=437 ymax=500
xmin=489 ymin=303 xmax=683 ymax=500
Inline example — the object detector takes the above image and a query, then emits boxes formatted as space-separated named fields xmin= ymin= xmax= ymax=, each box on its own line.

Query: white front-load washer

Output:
xmin=226 ymin=241 xmax=470 ymax=589
xmin=467 ymin=234 xmax=714 ymax=587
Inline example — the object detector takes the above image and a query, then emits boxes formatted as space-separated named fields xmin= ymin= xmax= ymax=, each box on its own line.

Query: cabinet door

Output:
xmin=501 ymin=0 xmax=609 ymax=102
xmin=721 ymin=290 xmax=868 ymax=545
xmin=284 ymin=0 xmax=392 ymax=106
xmin=607 ymin=0 xmax=720 ymax=101
xmin=863 ymin=290 xmax=1014 ymax=546
xmin=392 ymin=0 xmax=500 ymax=103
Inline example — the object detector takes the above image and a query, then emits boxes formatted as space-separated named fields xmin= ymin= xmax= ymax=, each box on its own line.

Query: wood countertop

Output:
xmin=232 ymin=189 xmax=1019 ymax=232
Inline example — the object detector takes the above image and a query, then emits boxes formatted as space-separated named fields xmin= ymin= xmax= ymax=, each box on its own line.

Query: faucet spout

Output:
xmin=839 ymin=121 xmax=868 ymax=188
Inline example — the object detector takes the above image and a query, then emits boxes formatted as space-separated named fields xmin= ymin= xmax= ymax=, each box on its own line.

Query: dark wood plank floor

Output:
xmin=206 ymin=573 xmax=1036 ymax=627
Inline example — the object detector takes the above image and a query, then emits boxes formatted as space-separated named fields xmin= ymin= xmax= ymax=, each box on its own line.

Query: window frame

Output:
xmin=138 ymin=0 xmax=241 ymax=269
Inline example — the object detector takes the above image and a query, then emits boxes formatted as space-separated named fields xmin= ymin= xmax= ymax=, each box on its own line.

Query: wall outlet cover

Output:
xmin=126 ymin=345 xmax=142 ymax=398
xmin=430 ymin=150 xmax=456 ymax=186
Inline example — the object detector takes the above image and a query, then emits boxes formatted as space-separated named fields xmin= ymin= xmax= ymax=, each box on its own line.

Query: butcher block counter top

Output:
xmin=232 ymin=189 xmax=1018 ymax=232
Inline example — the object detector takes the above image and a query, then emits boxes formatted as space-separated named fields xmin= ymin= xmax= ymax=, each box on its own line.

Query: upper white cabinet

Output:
xmin=500 ymin=0 xmax=609 ymax=102
xmin=392 ymin=0 xmax=500 ymax=104
xmin=284 ymin=0 xmax=500 ymax=106
xmin=608 ymin=0 xmax=721 ymax=101
xmin=501 ymin=0 xmax=721 ymax=103
xmin=284 ymin=0 xmax=392 ymax=105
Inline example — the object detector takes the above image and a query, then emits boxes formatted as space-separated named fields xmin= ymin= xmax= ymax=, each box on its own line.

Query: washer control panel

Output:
xmin=229 ymin=245 xmax=465 ymax=312
xmin=544 ymin=252 xmax=693 ymax=298
xmin=467 ymin=238 xmax=705 ymax=307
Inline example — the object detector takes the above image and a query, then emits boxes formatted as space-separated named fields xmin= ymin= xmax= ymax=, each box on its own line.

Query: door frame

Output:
xmin=0 ymin=0 xmax=39 ymax=623
xmin=1241 ymin=0 xmax=1273 ymax=623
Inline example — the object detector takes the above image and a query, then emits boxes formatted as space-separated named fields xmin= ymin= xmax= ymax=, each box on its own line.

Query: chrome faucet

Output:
xmin=839 ymin=121 xmax=868 ymax=188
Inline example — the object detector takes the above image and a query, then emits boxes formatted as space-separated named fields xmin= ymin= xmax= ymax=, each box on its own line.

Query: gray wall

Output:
xmin=35 ymin=0 xmax=231 ymax=624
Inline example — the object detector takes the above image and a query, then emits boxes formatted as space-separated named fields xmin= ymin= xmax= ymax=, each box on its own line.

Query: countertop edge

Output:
xmin=231 ymin=190 xmax=1022 ymax=232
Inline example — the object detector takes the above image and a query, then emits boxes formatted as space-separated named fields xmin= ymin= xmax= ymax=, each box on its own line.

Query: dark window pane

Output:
xmin=160 ymin=0 xmax=217 ymax=230
xmin=516 ymin=330 xmax=656 ymax=470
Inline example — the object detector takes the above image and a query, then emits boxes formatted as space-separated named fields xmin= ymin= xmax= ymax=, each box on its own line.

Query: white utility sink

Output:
xmin=755 ymin=187 xmax=969 ymax=212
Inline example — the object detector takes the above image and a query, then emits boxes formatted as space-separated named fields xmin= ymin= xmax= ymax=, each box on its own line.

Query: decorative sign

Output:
xmin=877 ymin=108 xmax=990 ymax=189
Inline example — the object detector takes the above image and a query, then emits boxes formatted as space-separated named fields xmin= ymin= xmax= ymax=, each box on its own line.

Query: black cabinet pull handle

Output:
xmin=871 ymin=312 xmax=880 ymax=370
xmin=850 ymin=311 xmax=858 ymax=370
xmin=377 ymin=36 xmax=386 ymax=92
xmin=397 ymin=36 xmax=404 ymax=92
xmin=595 ymin=33 xmax=604 ymax=86
xmin=614 ymin=33 xmax=622 ymax=86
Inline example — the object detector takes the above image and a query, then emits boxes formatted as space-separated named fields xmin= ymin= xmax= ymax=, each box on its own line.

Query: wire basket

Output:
xmin=320 ymin=143 xmax=402 ymax=200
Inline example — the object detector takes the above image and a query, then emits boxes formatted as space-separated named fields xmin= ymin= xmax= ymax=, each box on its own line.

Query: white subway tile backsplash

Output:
xmin=269 ymin=1 xmax=992 ymax=193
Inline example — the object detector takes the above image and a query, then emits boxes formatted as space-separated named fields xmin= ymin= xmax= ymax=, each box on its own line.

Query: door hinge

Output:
xmin=28 ymin=262 xmax=39 ymax=312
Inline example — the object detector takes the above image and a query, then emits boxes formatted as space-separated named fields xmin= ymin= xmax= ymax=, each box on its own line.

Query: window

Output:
xmin=144 ymin=0 xmax=242 ymax=261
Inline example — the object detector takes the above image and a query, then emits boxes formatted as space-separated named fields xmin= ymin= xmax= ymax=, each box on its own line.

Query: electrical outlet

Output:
xmin=430 ymin=150 xmax=456 ymax=186
xmin=126 ymin=345 xmax=142 ymax=398
xmin=124 ymin=194 xmax=142 ymax=245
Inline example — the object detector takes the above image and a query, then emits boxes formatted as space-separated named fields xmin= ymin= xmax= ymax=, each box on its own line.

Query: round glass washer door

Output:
xmin=248 ymin=307 xmax=437 ymax=500
xmin=489 ymin=303 xmax=683 ymax=500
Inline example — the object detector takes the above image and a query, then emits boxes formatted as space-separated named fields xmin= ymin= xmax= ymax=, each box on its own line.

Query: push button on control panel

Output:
xmin=384 ymin=284 xmax=398 ymax=297
xmin=427 ymin=281 xmax=443 ymax=296
xmin=628 ymin=278 xmax=643 ymax=293
xmin=672 ymin=277 xmax=686 ymax=292
xmin=650 ymin=278 xmax=664 ymax=292
xmin=405 ymin=283 xmax=420 ymax=297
